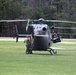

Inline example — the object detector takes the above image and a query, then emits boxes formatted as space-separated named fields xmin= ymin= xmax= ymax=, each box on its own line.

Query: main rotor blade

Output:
xmin=26 ymin=19 xmax=30 ymax=31
xmin=0 ymin=20 xmax=29 ymax=22
xmin=0 ymin=19 xmax=76 ymax=24
xmin=46 ymin=20 xmax=76 ymax=24
xmin=55 ymin=27 xmax=76 ymax=29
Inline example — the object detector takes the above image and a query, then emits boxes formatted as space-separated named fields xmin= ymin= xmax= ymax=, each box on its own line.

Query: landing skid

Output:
xmin=25 ymin=39 xmax=57 ymax=55
xmin=48 ymin=48 xmax=57 ymax=55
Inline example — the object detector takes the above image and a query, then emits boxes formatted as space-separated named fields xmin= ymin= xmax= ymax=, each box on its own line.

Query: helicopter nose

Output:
xmin=33 ymin=35 xmax=49 ymax=50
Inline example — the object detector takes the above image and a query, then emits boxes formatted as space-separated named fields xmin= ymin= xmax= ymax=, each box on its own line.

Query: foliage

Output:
xmin=0 ymin=0 xmax=76 ymax=37
xmin=0 ymin=0 xmax=76 ymax=20
xmin=0 ymin=0 xmax=22 ymax=19
xmin=30 ymin=6 xmax=56 ymax=19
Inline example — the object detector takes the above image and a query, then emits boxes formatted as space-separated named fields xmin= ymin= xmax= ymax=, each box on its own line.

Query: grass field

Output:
xmin=0 ymin=38 xmax=76 ymax=75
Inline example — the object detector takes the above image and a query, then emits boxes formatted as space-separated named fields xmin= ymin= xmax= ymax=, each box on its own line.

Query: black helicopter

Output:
xmin=0 ymin=18 xmax=76 ymax=55
xmin=24 ymin=18 xmax=61 ymax=55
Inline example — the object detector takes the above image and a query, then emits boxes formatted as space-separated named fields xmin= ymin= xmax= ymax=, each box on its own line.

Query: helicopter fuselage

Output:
xmin=28 ymin=24 xmax=52 ymax=51
xmin=25 ymin=23 xmax=60 ymax=54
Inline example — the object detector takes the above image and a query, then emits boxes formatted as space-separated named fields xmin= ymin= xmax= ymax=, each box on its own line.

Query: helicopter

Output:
xmin=0 ymin=18 xmax=76 ymax=55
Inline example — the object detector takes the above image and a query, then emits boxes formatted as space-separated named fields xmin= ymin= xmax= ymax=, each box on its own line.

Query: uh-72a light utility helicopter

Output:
xmin=0 ymin=18 xmax=76 ymax=55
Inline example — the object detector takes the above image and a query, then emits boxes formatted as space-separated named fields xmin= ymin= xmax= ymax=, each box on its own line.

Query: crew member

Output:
xmin=25 ymin=36 xmax=32 ymax=54
xmin=51 ymin=26 xmax=61 ymax=43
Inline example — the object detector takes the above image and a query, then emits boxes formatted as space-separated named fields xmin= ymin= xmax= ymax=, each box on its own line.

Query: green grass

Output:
xmin=0 ymin=39 xmax=76 ymax=75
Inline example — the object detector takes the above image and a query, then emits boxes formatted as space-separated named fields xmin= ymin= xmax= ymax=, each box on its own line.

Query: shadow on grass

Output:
xmin=28 ymin=53 xmax=73 ymax=57
xmin=32 ymin=53 xmax=52 ymax=56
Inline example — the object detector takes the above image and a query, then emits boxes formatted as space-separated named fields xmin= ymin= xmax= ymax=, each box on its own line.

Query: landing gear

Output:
xmin=48 ymin=48 xmax=57 ymax=55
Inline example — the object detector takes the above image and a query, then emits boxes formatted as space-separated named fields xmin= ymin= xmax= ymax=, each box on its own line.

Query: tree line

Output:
xmin=0 ymin=0 xmax=76 ymax=38
xmin=1 ymin=0 xmax=76 ymax=20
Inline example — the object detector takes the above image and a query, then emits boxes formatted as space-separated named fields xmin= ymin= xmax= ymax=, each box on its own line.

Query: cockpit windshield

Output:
xmin=31 ymin=24 xmax=49 ymax=35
